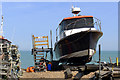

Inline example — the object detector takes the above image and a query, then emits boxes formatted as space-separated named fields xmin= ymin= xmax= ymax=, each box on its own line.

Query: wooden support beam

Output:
xmin=34 ymin=36 xmax=48 ymax=39
xmin=34 ymin=59 xmax=44 ymax=60
xmin=36 ymin=54 xmax=44 ymax=55
xmin=36 ymin=56 xmax=44 ymax=58
xmin=35 ymin=44 xmax=48 ymax=46
xmin=35 ymin=40 xmax=48 ymax=43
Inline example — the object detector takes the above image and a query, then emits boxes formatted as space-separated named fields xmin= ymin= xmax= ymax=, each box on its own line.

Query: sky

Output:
xmin=119 ymin=2 xmax=120 ymax=51
xmin=0 ymin=2 xmax=118 ymax=51
xmin=0 ymin=0 xmax=119 ymax=2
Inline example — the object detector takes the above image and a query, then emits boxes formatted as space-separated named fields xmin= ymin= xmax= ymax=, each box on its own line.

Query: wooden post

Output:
xmin=47 ymin=36 xmax=49 ymax=48
xmin=116 ymin=57 xmax=119 ymax=67
xmin=56 ymin=28 xmax=58 ymax=41
xmin=50 ymin=30 xmax=53 ymax=61
xmin=99 ymin=44 xmax=101 ymax=80
xmin=109 ymin=57 xmax=112 ymax=64
xmin=32 ymin=35 xmax=35 ymax=49
xmin=109 ymin=57 xmax=114 ymax=71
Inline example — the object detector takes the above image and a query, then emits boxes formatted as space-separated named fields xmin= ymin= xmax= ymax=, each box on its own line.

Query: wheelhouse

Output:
xmin=59 ymin=16 xmax=94 ymax=34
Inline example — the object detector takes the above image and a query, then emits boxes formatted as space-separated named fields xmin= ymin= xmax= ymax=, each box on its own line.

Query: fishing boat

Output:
xmin=54 ymin=6 xmax=103 ymax=65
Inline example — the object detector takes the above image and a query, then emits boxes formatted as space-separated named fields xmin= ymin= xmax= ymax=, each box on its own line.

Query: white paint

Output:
xmin=60 ymin=28 xmax=96 ymax=39
xmin=60 ymin=49 xmax=95 ymax=59
xmin=89 ymin=49 xmax=95 ymax=56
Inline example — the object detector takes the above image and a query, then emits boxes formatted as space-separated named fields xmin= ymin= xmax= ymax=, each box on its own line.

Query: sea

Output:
xmin=20 ymin=51 xmax=118 ymax=69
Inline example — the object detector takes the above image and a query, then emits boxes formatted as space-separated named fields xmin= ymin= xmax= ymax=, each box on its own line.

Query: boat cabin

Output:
xmin=59 ymin=16 xmax=94 ymax=34
xmin=56 ymin=16 xmax=94 ymax=40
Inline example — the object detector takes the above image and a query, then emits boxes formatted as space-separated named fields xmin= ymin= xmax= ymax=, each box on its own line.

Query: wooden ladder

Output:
xmin=32 ymin=35 xmax=50 ymax=71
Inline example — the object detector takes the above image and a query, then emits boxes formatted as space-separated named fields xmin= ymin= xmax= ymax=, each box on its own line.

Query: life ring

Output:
xmin=26 ymin=67 xmax=30 ymax=72
xmin=29 ymin=66 xmax=34 ymax=72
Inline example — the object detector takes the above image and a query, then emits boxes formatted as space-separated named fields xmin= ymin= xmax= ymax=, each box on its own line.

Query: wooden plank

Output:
xmin=113 ymin=71 xmax=120 ymax=77
xmin=0 ymin=61 xmax=9 ymax=64
xmin=34 ymin=59 xmax=44 ymax=60
xmin=95 ymin=70 xmax=112 ymax=78
xmin=35 ymin=62 xmax=43 ymax=63
xmin=34 ymin=36 xmax=48 ymax=39
xmin=36 ymin=54 xmax=44 ymax=55
xmin=32 ymin=35 xmax=49 ymax=48
xmin=34 ymin=48 xmax=51 ymax=52
xmin=35 ymin=40 xmax=48 ymax=43
xmin=35 ymin=44 xmax=48 ymax=46
xmin=0 ymin=67 xmax=9 ymax=70
xmin=0 ymin=72 xmax=7 ymax=75
xmin=35 ymin=51 xmax=44 ymax=52
xmin=109 ymin=67 xmax=120 ymax=71
xmin=113 ymin=71 xmax=120 ymax=74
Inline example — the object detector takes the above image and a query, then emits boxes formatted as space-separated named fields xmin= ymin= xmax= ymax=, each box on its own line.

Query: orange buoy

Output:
xmin=26 ymin=67 xmax=30 ymax=72
xmin=29 ymin=66 xmax=34 ymax=72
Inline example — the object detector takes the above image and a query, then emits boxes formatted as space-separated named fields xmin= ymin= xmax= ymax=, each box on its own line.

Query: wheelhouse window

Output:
xmin=59 ymin=17 xmax=94 ymax=33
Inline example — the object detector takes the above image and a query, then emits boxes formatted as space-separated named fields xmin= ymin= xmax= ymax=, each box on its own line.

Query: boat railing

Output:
xmin=56 ymin=26 xmax=65 ymax=42
xmin=56 ymin=27 xmax=59 ymax=42
xmin=94 ymin=17 xmax=101 ymax=31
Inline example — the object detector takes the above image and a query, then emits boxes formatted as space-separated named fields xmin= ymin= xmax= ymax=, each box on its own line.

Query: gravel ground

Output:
xmin=81 ymin=72 xmax=95 ymax=79
xmin=20 ymin=69 xmax=96 ymax=79
xmin=20 ymin=70 xmax=78 ymax=79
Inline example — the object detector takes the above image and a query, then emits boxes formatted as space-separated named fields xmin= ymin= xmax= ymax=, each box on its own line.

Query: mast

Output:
xmin=0 ymin=3 xmax=3 ymax=36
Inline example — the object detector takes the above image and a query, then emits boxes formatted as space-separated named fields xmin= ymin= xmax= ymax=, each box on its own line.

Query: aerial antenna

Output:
xmin=0 ymin=2 xmax=3 ymax=36
xmin=71 ymin=5 xmax=81 ymax=16
xmin=11 ymin=26 xmax=15 ymax=42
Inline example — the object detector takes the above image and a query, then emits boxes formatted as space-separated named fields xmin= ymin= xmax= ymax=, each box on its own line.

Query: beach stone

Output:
xmin=64 ymin=68 xmax=73 ymax=79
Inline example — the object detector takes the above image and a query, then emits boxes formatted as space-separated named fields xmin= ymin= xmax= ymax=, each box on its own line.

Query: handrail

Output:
xmin=94 ymin=17 xmax=101 ymax=31
xmin=56 ymin=27 xmax=59 ymax=42
xmin=56 ymin=17 xmax=102 ymax=42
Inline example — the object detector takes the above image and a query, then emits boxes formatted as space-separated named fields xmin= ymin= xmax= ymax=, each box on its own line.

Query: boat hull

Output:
xmin=54 ymin=30 xmax=103 ymax=65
